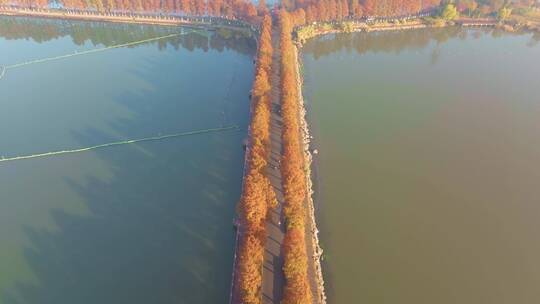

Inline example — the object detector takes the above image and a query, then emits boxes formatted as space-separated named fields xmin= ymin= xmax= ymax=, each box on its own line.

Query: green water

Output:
xmin=0 ymin=17 xmax=255 ymax=303
xmin=302 ymin=28 xmax=540 ymax=303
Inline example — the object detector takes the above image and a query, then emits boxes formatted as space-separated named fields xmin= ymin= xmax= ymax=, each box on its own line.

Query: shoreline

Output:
xmin=295 ymin=17 xmax=539 ymax=46
xmin=293 ymin=44 xmax=327 ymax=304
xmin=0 ymin=6 xmax=254 ymax=31
xmin=296 ymin=22 xmax=460 ymax=44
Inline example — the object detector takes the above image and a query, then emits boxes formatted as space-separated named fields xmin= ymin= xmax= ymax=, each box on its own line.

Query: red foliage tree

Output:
xmin=278 ymin=9 xmax=312 ymax=304
xmin=235 ymin=15 xmax=276 ymax=304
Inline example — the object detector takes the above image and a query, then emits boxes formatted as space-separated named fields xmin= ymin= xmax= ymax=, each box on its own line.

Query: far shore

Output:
xmin=0 ymin=6 xmax=255 ymax=32
xmin=294 ymin=14 xmax=540 ymax=46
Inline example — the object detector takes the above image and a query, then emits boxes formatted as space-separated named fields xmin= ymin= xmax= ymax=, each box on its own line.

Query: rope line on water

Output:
xmin=0 ymin=30 xmax=200 ymax=78
xmin=0 ymin=125 xmax=239 ymax=164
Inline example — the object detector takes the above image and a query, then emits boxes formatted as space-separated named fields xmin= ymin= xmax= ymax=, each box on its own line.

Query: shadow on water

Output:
xmin=0 ymin=16 xmax=254 ymax=304
xmin=0 ymin=15 xmax=256 ymax=56
xmin=2 ymin=131 xmax=243 ymax=304
xmin=1 ymin=96 xmax=247 ymax=303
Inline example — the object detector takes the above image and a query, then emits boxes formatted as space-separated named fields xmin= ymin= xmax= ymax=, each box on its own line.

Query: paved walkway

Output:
xmin=261 ymin=25 xmax=286 ymax=304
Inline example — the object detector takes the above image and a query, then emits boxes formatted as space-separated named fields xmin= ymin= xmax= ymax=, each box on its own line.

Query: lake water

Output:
xmin=302 ymin=28 xmax=540 ymax=303
xmin=0 ymin=17 xmax=255 ymax=303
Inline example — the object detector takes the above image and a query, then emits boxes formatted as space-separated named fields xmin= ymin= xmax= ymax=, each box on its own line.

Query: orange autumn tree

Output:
xmin=278 ymin=9 xmax=312 ymax=304
xmin=235 ymin=14 xmax=277 ymax=304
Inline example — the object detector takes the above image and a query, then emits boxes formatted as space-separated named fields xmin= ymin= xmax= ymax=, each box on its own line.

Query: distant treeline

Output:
xmin=4 ymin=0 xmax=530 ymax=28
xmin=0 ymin=17 xmax=256 ymax=54
xmin=279 ymin=0 xmax=520 ymax=26
xmin=284 ymin=0 xmax=440 ymax=24
xmin=235 ymin=14 xmax=275 ymax=304
xmin=1 ymin=0 xmax=263 ymax=23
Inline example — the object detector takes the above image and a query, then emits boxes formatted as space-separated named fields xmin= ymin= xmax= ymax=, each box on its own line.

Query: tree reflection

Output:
xmin=302 ymin=27 xmax=536 ymax=59
xmin=0 ymin=16 xmax=256 ymax=55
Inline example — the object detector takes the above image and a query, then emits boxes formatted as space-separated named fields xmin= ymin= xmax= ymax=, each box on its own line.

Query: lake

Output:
xmin=302 ymin=28 xmax=540 ymax=304
xmin=0 ymin=16 xmax=255 ymax=303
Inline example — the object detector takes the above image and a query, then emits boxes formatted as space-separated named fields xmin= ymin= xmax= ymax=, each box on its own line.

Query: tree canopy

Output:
xmin=441 ymin=3 xmax=459 ymax=20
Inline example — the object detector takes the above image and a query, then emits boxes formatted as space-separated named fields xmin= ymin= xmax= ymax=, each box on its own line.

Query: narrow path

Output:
xmin=261 ymin=25 xmax=285 ymax=304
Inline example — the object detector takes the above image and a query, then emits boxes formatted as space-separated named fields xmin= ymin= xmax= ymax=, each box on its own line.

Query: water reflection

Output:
xmin=0 ymin=16 xmax=256 ymax=55
xmin=302 ymin=27 xmax=539 ymax=60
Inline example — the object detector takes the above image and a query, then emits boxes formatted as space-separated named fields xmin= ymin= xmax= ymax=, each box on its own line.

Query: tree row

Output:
xmin=235 ymin=14 xmax=276 ymax=304
xmin=278 ymin=9 xmax=312 ymax=304
xmin=3 ymin=0 xmax=260 ymax=23
xmin=281 ymin=0 xmax=442 ymax=25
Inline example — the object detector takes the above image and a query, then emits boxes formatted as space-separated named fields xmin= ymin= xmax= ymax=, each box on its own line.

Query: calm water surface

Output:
xmin=302 ymin=28 xmax=540 ymax=303
xmin=0 ymin=17 xmax=255 ymax=303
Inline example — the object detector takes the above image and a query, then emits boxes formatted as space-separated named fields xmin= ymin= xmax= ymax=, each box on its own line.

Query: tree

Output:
xmin=479 ymin=4 xmax=491 ymax=16
xmin=519 ymin=0 xmax=535 ymax=8
xmin=258 ymin=0 xmax=268 ymax=15
xmin=363 ymin=0 xmax=376 ymax=15
xmin=340 ymin=20 xmax=354 ymax=31
xmin=305 ymin=5 xmax=316 ymax=23
xmin=328 ymin=0 xmax=338 ymax=20
xmin=34 ymin=0 xmax=49 ymax=8
xmin=317 ymin=0 xmax=328 ymax=20
xmin=488 ymin=0 xmax=505 ymax=14
xmin=459 ymin=0 xmax=478 ymax=16
xmin=350 ymin=0 xmax=363 ymax=17
xmin=498 ymin=6 xmax=512 ymax=20
xmin=292 ymin=7 xmax=307 ymax=25
xmin=441 ymin=3 xmax=458 ymax=20
xmin=467 ymin=0 xmax=478 ymax=16
xmin=237 ymin=234 xmax=264 ymax=304
xmin=341 ymin=0 xmax=350 ymax=17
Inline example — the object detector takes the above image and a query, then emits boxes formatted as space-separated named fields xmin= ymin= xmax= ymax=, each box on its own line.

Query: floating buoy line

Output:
xmin=0 ymin=28 xmax=234 ymax=165
xmin=0 ymin=125 xmax=239 ymax=164
xmin=0 ymin=30 xmax=199 ymax=80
